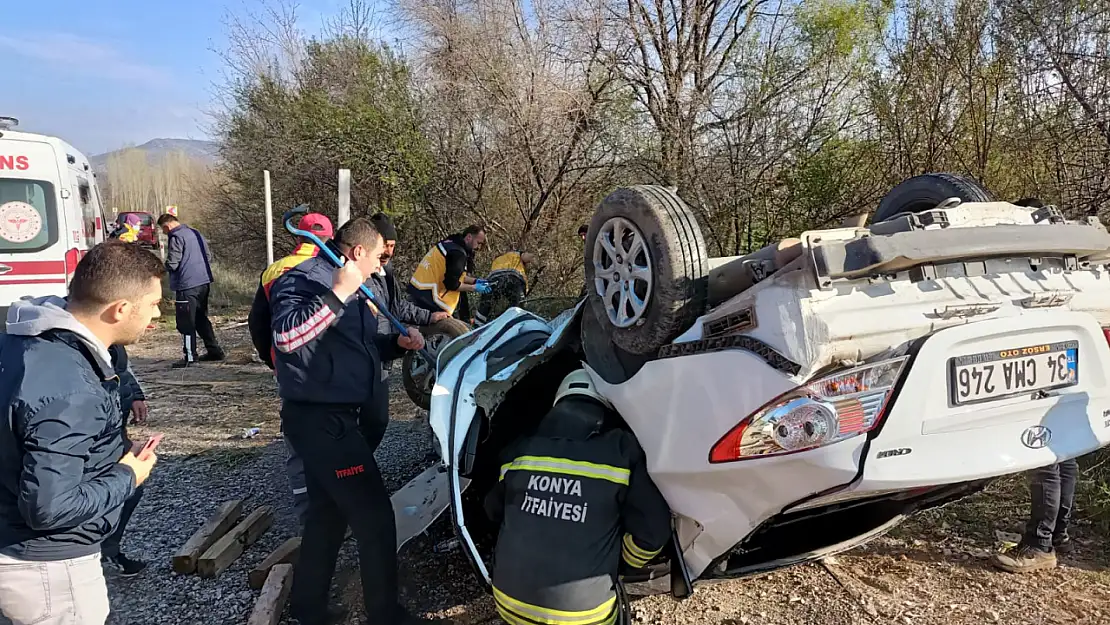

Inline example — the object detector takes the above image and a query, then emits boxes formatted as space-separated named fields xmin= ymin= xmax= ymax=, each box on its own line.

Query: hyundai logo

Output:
xmin=1021 ymin=425 xmax=1052 ymax=449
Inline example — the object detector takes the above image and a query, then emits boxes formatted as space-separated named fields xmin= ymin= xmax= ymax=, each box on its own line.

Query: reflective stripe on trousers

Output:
xmin=499 ymin=456 xmax=630 ymax=485
xmin=493 ymin=587 xmax=617 ymax=625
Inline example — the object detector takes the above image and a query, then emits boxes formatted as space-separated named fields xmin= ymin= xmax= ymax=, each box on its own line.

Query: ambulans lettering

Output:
xmin=519 ymin=493 xmax=588 ymax=523
xmin=0 ymin=156 xmax=30 ymax=171
xmin=526 ymin=474 xmax=583 ymax=497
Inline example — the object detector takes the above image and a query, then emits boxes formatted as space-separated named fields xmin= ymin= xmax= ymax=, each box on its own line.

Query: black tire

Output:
xmin=585 ymin=186 xmax=708 ymax=355
xmin=874 ymin=173 xmax=994 ymax=223
xmin=580 ymin=305 xmax=650 ymax=385
xmin=402 ymin=317 xmax=471 ymax=410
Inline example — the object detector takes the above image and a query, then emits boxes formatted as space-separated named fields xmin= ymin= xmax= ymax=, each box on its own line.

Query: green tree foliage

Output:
xmin=205 ymin=0 xmax=1110 ymax=270
xmin=209 ymin=37 xmax=431 ymax=262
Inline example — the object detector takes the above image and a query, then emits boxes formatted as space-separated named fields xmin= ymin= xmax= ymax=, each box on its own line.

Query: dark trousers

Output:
xmin=1024 ymin=459 xmax=1078 ymax=551
xmin=175 ymin=284 xmax=219 ymax=361
xmin=282 ymin=402 xmax=401 ymax=625
xmin=102 ymin=485 xmax=144 ymax=559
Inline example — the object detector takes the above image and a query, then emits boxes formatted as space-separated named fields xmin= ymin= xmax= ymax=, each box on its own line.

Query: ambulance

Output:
xmin=0 ymin=117 xmax=109 ymax=319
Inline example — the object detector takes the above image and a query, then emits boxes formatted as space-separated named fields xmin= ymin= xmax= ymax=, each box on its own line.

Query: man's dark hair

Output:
xmin=156 ymin=213 xmax=179 ymax=227
xmin=68 ymin=241 xmax=166 ymax=312
xmin=334 ymin=217 xmax=382 ymax=249
xmin=1015 ymin=197 xmax=1045 ymax=208
xmin=462 ymin=224 xmax=486 ymax=237
xmin=577 ymin=224 xmax=588 ymax=236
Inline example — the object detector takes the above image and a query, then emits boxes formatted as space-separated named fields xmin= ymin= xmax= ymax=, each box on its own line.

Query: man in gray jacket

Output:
xmin=158 ymin=214 xmax=224 ymax=368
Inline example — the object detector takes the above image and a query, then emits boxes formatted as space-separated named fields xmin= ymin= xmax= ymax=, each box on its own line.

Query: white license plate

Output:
xmin=949 ymin=341 xmax=1079 ymax=405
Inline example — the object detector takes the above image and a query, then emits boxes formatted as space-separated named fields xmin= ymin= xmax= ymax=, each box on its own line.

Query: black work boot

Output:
xmin=293 ymin=604 xmax=348 ymax=625
xmin=199 ymin=347 xmax=226 ymax=362
xmin=1053 ymin=535 xmax=1074 ymax=554
xmin=171 ymin=359 xmax=193 ymax=369
xmin=102 ymin=553 xmax=148 ymax=577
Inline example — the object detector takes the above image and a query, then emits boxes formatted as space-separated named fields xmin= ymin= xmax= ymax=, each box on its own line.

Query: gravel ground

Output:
xmin=95 ymin=317 xmax=1110 ymax=625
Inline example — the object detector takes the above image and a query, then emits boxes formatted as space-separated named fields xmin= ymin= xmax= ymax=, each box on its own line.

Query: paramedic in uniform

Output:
xmin=475 ymin=250 xmax=536 ymax=323
xmin=485 ymin=369 xmax=672 ymax=625
xmin=407 ymin=225 xmax=491 ymax=320
xmin=268 ymin=218 xmax=438 ymax=625
xmin=247 ymin=211 xmax=333 ymax=527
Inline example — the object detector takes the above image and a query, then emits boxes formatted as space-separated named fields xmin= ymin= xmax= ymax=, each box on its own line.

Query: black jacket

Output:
xmin=485 ymin=398 xmax=671 ymax=623
xmin=370 ymin=264 xmax=435 ymax=341
xmin=269 ymin=256 xmax=403 ymax=410
xmin=248 ymin=282 xmax=274 ymax=368
xmin=109 ymin=344 xmax=144 ymax=418
xmin=0 ymin=297 xmax=136 ymax=561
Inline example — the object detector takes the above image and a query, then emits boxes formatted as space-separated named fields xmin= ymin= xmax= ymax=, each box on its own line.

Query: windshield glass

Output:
xmin=0 ymin=178 xmax=57 ymax=253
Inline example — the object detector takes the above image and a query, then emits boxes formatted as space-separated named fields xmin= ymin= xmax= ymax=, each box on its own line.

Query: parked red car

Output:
xmin=115 ymin=211 xmax=160 ymax=250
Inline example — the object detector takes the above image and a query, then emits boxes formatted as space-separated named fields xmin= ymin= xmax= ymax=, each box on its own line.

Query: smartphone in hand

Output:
xmin=137 ymin=433 xmax=164 ymax=460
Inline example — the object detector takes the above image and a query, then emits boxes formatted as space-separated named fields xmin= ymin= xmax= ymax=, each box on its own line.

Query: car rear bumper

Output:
xmin=858 ymin=311 xmax=1110 ymax=491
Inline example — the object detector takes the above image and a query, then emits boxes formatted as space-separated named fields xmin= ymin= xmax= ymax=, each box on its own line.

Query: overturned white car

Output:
xmin=422 ymin=176 xmax=1110 ymax=598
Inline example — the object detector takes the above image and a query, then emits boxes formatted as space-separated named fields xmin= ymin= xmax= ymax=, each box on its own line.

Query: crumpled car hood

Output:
xmin=429 ymin=303 xmax=583 ymax=465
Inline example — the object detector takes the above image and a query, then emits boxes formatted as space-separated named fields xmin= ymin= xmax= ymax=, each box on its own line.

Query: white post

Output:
xmin=337 ymin=169 xmax=351 ymax=227
xmin=264 ymin=170 xmax=274 ymax=266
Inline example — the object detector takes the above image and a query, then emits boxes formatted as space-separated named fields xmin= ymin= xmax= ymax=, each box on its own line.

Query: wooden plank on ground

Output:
xmin=248 ymin=537 xmax=301 ymax=590
xmin=391 ymin=462 xmax=471 ymax=551
xmin=172 ymin=499 xmax=244 ymax=574
xmin=246 ymin=563 xmax=294 ymax=625
xmin=197 ymin=505 xmax=275 ymax=578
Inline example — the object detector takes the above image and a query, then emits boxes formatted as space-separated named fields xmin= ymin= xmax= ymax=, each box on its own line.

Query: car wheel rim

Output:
xmin=593 ymin=217 xmax=653 ymax=328
xmin=409 ymin=333 xmax=450 ymax=394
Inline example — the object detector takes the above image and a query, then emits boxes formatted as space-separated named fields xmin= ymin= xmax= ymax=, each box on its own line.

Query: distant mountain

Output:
xmin=91 ymin=138 xmax=219 ymax=173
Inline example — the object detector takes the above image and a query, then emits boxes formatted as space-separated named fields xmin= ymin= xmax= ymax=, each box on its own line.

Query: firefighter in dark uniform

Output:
xmin=484 ymin=369 xmax=672 ymax=625
xmin=407 ymin=225 xmax=490 ymax=321
xmin=269 ymin=218 xmax=439 ymax=625
xmin=475 ymin=250 xmax=535 ymax=324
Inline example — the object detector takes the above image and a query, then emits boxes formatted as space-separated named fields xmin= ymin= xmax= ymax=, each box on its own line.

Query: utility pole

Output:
xmin=337 ymin=169 xmax=351 ymax=227
xmin=264 ymin=170 xmax=274 ymax=265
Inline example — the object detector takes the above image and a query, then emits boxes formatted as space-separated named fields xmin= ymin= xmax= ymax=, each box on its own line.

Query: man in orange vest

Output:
xmin=248 ymin=212 xmax=333 ymax=525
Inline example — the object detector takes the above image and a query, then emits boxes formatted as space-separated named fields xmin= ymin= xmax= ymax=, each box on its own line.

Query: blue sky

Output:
xmin=0 ymin=0 xmax=351 ymax=156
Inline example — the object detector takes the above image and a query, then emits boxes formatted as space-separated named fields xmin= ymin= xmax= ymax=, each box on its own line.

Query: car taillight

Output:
xmin=1103 ymin=327 xmax=1110 ymax=347
xmin=709 ymin=357 xmax=909 ymax=463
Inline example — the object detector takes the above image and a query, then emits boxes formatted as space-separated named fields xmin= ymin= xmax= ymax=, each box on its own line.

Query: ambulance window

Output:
xmin=77 ymin=180 xmax=97 ymax=247
xmin=0 ymin=178 xmax=58 ymax=252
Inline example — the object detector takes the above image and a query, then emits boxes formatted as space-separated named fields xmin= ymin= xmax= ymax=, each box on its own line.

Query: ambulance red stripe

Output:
xmin=0 ymin=260 xmax=66 ymax=275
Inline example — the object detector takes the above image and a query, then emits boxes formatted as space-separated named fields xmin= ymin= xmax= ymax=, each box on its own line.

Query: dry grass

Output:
xmin=157 ymin=262 xmax=259 ymax=318
xmin=209 ymin=262 xmax=259 ymax=311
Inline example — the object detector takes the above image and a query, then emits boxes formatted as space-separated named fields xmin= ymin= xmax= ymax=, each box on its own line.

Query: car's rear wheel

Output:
xmin=874 ymin=173 xmax=994 ymax=223
xmin=402 ymin=317 xmax=470 ymax=410
xmin=585 ymin=186 xmax=708 ymax=355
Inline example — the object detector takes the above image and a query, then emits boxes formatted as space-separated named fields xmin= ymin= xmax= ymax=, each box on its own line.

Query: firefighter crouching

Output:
xmin=407 ymin=225 xmax=491 ymax=321
xmin=475 ymin=250 xmax=535 ymax=324
xmin=484 ymin=369 xmax=672 ymax=625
